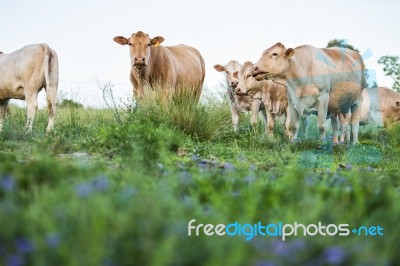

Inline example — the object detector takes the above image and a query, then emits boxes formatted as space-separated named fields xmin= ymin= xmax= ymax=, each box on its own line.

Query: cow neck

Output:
xmin=227 ymin=87 xmax=235 ymax=103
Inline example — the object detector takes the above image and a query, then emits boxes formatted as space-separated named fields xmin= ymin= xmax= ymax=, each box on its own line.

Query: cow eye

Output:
xmin=147 ymin=43 xmax=152 ymax=47
xmin=128 ymin=42 xmax=132 ymax=46
xmin=272 ymin=53 xmax=278 ymax=57
xmin=226 ymin=71 xmax=229 ymax=74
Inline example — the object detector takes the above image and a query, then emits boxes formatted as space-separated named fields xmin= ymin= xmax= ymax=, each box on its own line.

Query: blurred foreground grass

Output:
xmin=0 ymin=88 xmax=399 ymax=266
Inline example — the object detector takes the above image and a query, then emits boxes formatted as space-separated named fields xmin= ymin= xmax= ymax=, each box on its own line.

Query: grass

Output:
xmin=0 ymin=87 xmax=399 ymax=266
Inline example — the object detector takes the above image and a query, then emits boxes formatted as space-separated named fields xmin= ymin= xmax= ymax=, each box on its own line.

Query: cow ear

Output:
xmin=214 ymin=64 xmax=226 ymax=72
xmin=285 ymin=48 xmax=295 ymax=58
xmin=151 ymin=36 xmax=165 ymax=46
xmin=113 ymin=36 xmax=129 ymax=45
xmin=233 ymin=71 xmax=239 ymax=79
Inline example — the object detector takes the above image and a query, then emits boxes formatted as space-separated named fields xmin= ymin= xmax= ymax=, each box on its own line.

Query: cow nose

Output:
xmin=134 ymin=57 xmax=146 ymax=66
xmin=235 ymin=87 xmax=241 ymax=94
xmin=231 ymin=81 xmax=238 ymax=88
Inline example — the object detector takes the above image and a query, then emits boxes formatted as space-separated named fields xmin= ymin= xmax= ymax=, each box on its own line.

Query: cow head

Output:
xmin=113 ymin=31 xmax=165 ymax=70
xmin=251 ymin=42 xmax=295 ymax=81
xmin=233 ymin=61 xmax=263 ymax=96
xmin=214 ymin=60 xmax=241 ymax=90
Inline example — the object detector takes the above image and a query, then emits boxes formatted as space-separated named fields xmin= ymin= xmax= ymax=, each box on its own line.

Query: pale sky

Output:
xmin=1 ymin=0 xmax=399 ymax=107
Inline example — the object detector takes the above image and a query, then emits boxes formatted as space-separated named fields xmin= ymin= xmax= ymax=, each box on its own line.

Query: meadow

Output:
xmin=0 ymin=86 xmax=399 ymax=266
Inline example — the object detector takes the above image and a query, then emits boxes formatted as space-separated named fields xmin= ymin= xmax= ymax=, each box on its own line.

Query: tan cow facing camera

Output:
xmin=114 ymin=31 xmax=205 ymax=101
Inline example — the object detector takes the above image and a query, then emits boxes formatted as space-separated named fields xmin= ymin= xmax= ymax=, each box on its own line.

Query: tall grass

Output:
xmin=136 ymin=83 xmax=231 ymax=141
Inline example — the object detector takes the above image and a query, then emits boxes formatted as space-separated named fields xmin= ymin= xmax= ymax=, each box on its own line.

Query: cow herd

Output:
xmin=0 ymin=30 xmax=399 ymax=144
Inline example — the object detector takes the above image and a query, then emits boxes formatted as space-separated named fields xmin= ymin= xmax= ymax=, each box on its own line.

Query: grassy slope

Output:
xmin=0 ymin=93 xmax=399 ymax=266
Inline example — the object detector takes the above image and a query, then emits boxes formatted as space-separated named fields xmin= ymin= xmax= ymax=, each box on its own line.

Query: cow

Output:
xmin=339 ymin=87 xmax=400 ymax=142
xmin=0 ymin=43 xmax=59 ymax=132
xmin=214 ymin=60 xmax=267 ymax=133
xmin=234 ymin=61 xmax=291 ymax=136
xmin=113 ymin=31 xmax=205 ymax=101
xmin=251 ymin=43 xmax=365 ymax=144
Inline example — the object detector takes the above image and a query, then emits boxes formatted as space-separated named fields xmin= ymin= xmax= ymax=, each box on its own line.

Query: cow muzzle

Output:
xmin=234 ymin=87 xmax=248 ymax=96
xmin=230 ymin=81 xmax=238 ymax=89
xmin=251 ymin=66 xmax=272 ymax=81
xmin=133 ymin=57 xmax=146 ymax=69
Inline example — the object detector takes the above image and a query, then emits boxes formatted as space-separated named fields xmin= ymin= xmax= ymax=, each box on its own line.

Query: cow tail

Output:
xmin=42 ymin=44 xmax=59 ymax=131
xmin=42 ymin=44 xmax=51 ymax=90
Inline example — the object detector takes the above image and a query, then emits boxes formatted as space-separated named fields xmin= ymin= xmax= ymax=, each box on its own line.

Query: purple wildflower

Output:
xmin=6 ymin=254 xmax=23 ymax=266
xmin=75 ymin=182 xmax=93 ymax=198
xmin=254 ymin=261 xmax=277 ymax=266
xmin=1 ymin=175 xmax=15 ymax=192
xmin=221 ymin=162 xmax=234 ymax=170
xmin=46 ymin=233 xmax=60 ymax=249
xmin=245 ymin=175 xmax=255 ymax=183
xmin=272 ymin=241 xmax=290 ymax=256
xmin=325 ymin=246 xmax=345 ymax=264
xmin=92 ymin=176 xmax=109 ymax=191
xmin=15 ymin=238 xmax=33 ymax=253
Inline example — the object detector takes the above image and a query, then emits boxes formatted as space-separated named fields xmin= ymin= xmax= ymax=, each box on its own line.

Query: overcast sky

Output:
xmin=1 ymin=0 xmax=400 ymax=107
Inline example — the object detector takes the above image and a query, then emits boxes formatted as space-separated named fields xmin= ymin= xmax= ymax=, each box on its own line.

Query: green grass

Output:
xmin=0 ymin=89 xmax=399 ymax=266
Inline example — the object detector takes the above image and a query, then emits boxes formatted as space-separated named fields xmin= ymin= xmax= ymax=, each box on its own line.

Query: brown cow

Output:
xmin=234 ymin=61 xmax=291 ymax=136
xmin=251 ymin=43 xmax=365 ymax=144
xmin=214 ymin=60 xmax=267 ymax=132
xmin=113 ymin=31 xmax=205 ymax=100
xmin=0 ymin=44 xmax=58 ymax=132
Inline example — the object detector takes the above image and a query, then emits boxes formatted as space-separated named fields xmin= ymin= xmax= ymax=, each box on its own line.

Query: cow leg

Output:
xmin=229 ymin=103 xmax=240 ymax=133
xmin=284 ymin=107 xmax=292 ymax=138
xmin=288 ymin=103 xmax=300 ymax=140
xmin=264 ymin=109 xmax=275 ymax=135
xmin=250 ymin=99 xmax=262 ymax=132
xmin=317 ymin=95 xmax=329 ymax=143
xmin=260 ymin=108 xmax=269 ymax=135
xmin=298 ymin=116 xmax=308 ymax=139
xmin=0 ymin=100 xmax=9 ymax=131
xmin=45 ymin=87 xmax=57 ymax=132
xmin=350 ymin=103 xmax=361 ymax=144
xmin=25 ymin=92 xmax=39 ymax=133
xmin=339 ymin=112 xmax=350 ymax=144
xmin=331 ymin=114 xmax=339 ymax=144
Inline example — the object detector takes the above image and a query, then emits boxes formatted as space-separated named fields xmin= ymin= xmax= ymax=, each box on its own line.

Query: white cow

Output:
xmin=214 ymin=60 xmax=267 ymax=133
xmin=0 ymin=44 xmax=58 ymax=132
xmin=251 ymin=43 xmax=365 ymax=144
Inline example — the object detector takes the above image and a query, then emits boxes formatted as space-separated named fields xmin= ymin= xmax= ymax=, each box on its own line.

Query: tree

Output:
xmin=326 ymin=39 xmax=359 ymax=52
xmin=378 ymin=55 xmax=400 ymax=92
xmin=326 ymin=39 xmax=375 ymax=88
xmin=58 ymin=99 xmax=84 ymax=109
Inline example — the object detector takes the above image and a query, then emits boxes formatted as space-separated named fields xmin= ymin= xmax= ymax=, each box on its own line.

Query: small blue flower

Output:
xmin=15 ymin=238 xmax=33 ymax=253
xmin=46 ymin=233 xmax=60 ymax=249
xmin=272 ymin=241 xmax=290 ymax=256
xmin=6 ymin=254 xmax=23 ymax=266
xmin=325 ymin=246 xmax=345 ymax=264
xmin=179 ymin=171 xmax=192 ymax=185
xmin=92 ymin=176 xmax=109 ymax=191
xmin=120 ymin=186 xmax=137 ymax=200
xmin=75 ymin=182 xmax=93 ymax=198
xmin=254 ymin=261 xmax=277 ymax=266
xmin=245 ymin=175 xmax=255 ymax=183
xmin=1 ymin=175 xmax=15 ymax=192
xmin=221 ymin=162 xmax=234 ymax=170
